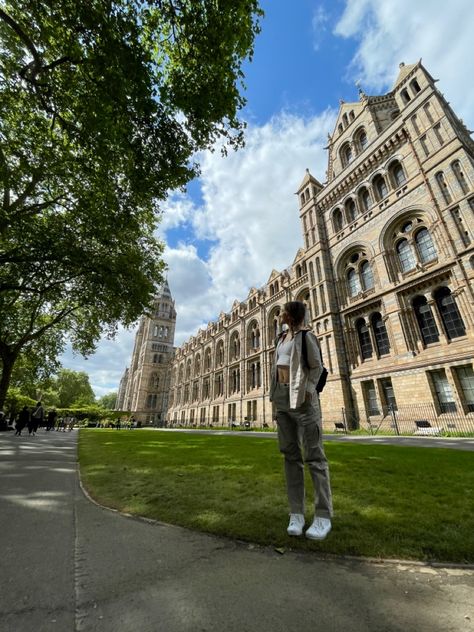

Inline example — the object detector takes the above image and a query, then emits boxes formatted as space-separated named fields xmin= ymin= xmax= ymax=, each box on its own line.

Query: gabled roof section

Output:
xmin=266 ymin=269 xmax=281 ymax=284
xmin=392 ymin=61 xmax=419 ymax=88
xmin=231 ymin=299 xmax=240 ymax=310
xmin=330 ymin=100 xmax=365 ymax=139
xmin=247 ymin=286 xmax=258 ymax=298
xmin=292 ymin=248 xmax=305 ymax=265
xmin=297 ymin=168 xmax=323 ymax=193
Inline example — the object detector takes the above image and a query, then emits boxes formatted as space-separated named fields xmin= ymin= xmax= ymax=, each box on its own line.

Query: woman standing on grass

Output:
xmin=269 ymin=301 xmax=333 ymax=540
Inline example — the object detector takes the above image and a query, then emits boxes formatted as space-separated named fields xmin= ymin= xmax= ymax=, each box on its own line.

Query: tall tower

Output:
xmin=117 ymin=280 xmax=177 ymax=425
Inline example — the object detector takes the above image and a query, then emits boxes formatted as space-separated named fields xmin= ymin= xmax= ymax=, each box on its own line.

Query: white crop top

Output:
xmin=277 ymin=336 xmax=293 ymax=366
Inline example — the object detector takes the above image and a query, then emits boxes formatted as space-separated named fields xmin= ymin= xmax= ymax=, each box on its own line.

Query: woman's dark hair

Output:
xmin=283 ymin=301 xmax=306 ymax=328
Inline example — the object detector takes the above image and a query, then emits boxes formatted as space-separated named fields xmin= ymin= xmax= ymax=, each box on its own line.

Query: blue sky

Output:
xmin=62 ymin=0 xmax=474 ymax=397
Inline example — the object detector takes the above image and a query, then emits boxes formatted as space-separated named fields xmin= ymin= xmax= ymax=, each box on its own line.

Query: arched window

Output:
xmin=396 ymin=239 xmax=417 ymax=272
xmin=360 ymin=261 xmax=374 ymax=290
xmin=424 ymin=102 xmax=434 ymax=124
xmin=344 ymin=144 xmax=353 ymax=165
xmin=149 ymin=373 xmax=160 ymax=389
xmin=371 ymin=313 xmax=390 ymax=355
xmin=270 ymin=284 xmax=274 ymax=297
xmin=340 ymin=142 xmax=352 ymax=166
xmin=400 ymin=88 xmax=411 ymax=104
xmin=451 ymin=160 xmax=469 ymax=194
xmin=347 ymin=269 xmax=361 ymax=297
xmin=414 ymin=228 xmax=437 ymax=263
xmin=194 ymin=355 xmax=201 ymax=376
xmin=204 ymin=348 xmax=212 ymax=371
xmin=333 ymin=208 xmax=343 ymax=232
xmin=230 ymin=332 xmax=240 ymax=360
xmin=342 ymin=113 xmax=348 ymax=127
xmin=309 ymin=261 xmax=315 ymax=285
xmin=356 ymin=318 xmax=373 ymax=360
xmin=434 ymin=287 xmax=466 ymax=340
xmin=185 ymin=360 xmax=192 ymax=380
xmin=412 ymin=296 xmax=439 ymax=344
xmin=269 ymin=308 xmax=281 ymax=341
xmin=345 ymin=198 xmax=357 ymax=223
xmin=298 ymin=290 xmax=312 ymax=322
xmin=410 ymin=78 xmax=421 ymax=95
xmin=343 ymin=250 xmax=373 ymax=299
xmin=146 ymin=394 xmax=158 ymax=409
xmin=357 ymin=129 xmax=368 ymax=151
xmin=435 ymin=172 xmax=452 ymax=204
xmin=249 ymin=322 xmax=260 ymax=352
xmin=358 ymin=187 xmax=371 ymax=212
xmin=390 ymin=161 xmax=407 ymax=188
xmin=216 ymin=340 xmax=225 ymax=367
xmin=373 ymin=174 xmax=388 ymax=200
xmin=153 ymin=354 xmax=158 ymax=364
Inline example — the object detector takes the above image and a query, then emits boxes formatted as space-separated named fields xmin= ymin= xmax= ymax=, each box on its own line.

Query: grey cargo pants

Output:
xmin=273 ymin=383 xmax=333 ymax=518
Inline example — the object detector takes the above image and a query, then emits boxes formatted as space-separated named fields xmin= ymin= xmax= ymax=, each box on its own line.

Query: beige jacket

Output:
xmin=269 ymin=329 xmax=324 ymax=409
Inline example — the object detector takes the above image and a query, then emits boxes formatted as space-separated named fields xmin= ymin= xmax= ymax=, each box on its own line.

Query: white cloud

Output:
xmin=156 ymin=191 xmax=198 ymax=234
xmin=167 ymin=110 xmax=336 ymax=344
xmin=61 ymin=326 xmax=136 ymax=397
xmin=312 ymin=5 xmax=330 ymax=51
xmin=335 ymin=0 xmax=474 ymax=127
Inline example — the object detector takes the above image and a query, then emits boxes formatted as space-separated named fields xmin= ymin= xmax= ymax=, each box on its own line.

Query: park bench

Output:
xmin=414 ymin=420 xmax=444 ymax=436
xmin=334 ymin=422 xmax=347 ymax=433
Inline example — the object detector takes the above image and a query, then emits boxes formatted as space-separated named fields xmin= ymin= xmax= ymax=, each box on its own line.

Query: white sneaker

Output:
xmin=305 ymin=517 xmax=332 ymax=540
xmin=287 ymin=513 xmax=305 ymax=536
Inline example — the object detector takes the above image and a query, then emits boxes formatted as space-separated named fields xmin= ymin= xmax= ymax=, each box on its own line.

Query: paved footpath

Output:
xmin=0 ymin=431 xmax=473 ymax=632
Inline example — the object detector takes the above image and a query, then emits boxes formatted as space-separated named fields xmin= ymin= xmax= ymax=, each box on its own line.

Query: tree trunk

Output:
xmin=0 ymin=353 xmax=15 ymax=411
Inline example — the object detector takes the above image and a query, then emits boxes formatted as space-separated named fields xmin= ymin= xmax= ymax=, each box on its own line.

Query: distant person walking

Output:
xmin=29 ymin=402 xmax=44 ymax=435
xmin=46 ymin=409 xmax=57 ymax=431
xmin=269 ymin=301 xmax=333 ymax=541
xmin=15 ymin=406 xmax=30 ymax=436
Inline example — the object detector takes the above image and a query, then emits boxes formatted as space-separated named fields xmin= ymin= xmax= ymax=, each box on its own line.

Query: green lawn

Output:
xmin=78 ymin=429 xmax=474 ymax=563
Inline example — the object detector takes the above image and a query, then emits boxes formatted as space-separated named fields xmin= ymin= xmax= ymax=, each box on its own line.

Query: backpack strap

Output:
xmin=301 ymin=329 xmax=309 ymax=369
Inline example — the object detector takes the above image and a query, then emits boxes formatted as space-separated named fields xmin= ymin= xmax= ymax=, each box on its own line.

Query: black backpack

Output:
xmin=276 ymin=330 xmax=328 ymax=393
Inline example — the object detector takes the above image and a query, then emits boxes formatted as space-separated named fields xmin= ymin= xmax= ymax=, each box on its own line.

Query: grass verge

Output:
xmin=79 ymin=429 xmax=474 ymax=563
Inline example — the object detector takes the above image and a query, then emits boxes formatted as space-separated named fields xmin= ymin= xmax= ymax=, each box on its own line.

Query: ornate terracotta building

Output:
xmin=116 ymin=281 xmax=176 ymax=425
xmin=167 ymin=62 xmax=474 ymax=430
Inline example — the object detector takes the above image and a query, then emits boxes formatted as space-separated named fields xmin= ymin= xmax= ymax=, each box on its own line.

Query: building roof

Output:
xmin=392 ymin=61 xmax=419 ymax=88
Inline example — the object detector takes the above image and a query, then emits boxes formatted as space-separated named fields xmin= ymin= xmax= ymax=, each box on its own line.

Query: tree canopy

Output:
xmin=0 ymin=1 xmax=262 ymax=407
xmin=53 ymin=369 xmax=95 ymax=408
xmin=97 ymin=392 xmax=118 ymax=410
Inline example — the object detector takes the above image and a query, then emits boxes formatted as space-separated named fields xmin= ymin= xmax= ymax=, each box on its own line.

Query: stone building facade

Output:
xmin=167 ymin=61 xmax=474 ymax=431
xmin=116 ymin=281 xmax=176 ymax=425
